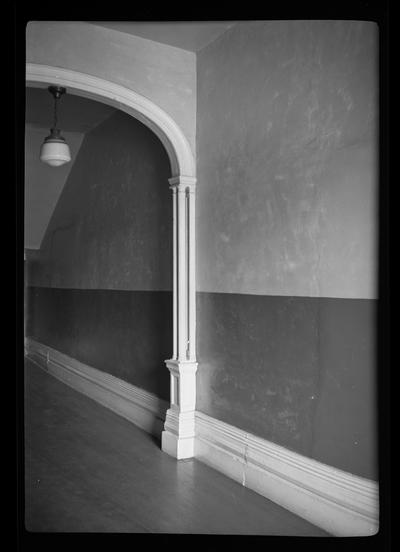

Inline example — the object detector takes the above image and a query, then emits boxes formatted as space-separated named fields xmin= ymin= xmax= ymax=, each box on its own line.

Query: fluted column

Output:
xmin=162 ymin=175 xmax=198 ymax=459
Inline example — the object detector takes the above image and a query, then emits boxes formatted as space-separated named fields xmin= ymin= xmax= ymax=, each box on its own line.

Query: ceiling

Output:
xmin=89 ymin=21 xmax=237 ymax=52
xmin=26 ymin=86 xmax=116 ymax=133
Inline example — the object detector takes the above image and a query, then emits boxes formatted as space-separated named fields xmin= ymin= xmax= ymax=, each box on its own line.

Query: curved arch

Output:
xmin=26 ymin=62 xmax=198 ymax=459
xmin=26 ymin=63 xmax=196 ymax=178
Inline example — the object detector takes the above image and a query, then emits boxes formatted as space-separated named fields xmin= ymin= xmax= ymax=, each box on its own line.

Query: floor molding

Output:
xmin=194 ymin=411 xmax=379 ymax=536
xmin=25 ymin=338 xmax=379 ymax=536
xmin=25 ymin=338 xmax=169 ymax=438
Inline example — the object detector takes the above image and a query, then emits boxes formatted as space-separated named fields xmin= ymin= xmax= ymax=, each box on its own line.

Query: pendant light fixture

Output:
xmin=40 ymin=86 xmax=71 ymax=167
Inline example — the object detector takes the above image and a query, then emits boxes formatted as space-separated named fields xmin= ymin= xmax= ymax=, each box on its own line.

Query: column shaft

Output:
xmin=163 ymin=175 xmax=197 ymax=459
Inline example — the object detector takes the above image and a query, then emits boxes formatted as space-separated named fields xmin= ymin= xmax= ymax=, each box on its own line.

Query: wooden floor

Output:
xmin=24 ymin=357 xmax=329 ymax=535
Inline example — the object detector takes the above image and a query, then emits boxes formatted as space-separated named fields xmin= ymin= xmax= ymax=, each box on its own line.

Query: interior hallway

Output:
xmin=24 ymin=357 xmax=329 ymax=535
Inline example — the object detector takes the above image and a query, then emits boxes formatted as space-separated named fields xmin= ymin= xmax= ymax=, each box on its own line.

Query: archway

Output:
xmin=26 ymin=63 xmax=198 ymax=459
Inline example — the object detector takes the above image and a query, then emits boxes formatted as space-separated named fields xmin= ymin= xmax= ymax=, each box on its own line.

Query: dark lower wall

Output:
xmin=196 ymin=292 xmax=377 ymax=480
xmin=27 ymin=287 xmax=171 ymax=401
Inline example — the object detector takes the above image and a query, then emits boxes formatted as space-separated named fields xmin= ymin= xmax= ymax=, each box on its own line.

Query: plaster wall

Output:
xmin=25 ymin=125 xmax=85 ymax=249
xmin=195 ymin=20 xmax=378 ymax=480
xmin=26 ymin=21 xmax=196 ymax=154
xmin=25 ymin=20 xmax=379 ymax=480
xmin=196 ymin=20 xmax=378 ymax=300
xmin=26 ymin=110 xmax=172 ymax=399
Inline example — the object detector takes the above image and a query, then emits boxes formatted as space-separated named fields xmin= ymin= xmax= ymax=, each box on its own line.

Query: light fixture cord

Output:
xmin=53 ymin=95 xmax=58 ymax=129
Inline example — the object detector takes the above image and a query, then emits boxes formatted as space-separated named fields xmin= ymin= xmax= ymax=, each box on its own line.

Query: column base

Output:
xmin=161 ymin=429 xmax=195 ymax=459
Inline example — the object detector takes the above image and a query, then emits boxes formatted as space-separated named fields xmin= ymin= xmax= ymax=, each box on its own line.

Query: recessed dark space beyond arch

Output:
xmin=25 ymin=64 xmax=199 ymax=462
xmin=26 ymin=100 xmax=173 ymax=401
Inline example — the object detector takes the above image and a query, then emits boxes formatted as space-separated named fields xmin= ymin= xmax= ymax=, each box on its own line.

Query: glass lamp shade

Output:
xmin=40 ymin=129 xmax=71 ymax=167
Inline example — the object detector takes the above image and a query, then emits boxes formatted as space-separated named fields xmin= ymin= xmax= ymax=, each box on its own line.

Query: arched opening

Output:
xmin=26 ymin=63 xmax=198 ymax=459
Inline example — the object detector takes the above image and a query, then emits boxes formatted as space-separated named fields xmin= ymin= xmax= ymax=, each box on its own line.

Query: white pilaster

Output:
xmin=171 ymin=186 xmax=177 ymax=360
xmin=162 ymin=176 xmax=198 ymax=459
xmin=188 ymin=187 xmax=196 ymax=362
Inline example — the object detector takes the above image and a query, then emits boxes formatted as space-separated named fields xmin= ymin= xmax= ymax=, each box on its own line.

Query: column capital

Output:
xmin=165 ymin=358 xmax=198 ymax=375
xmin=168 ymin=175 xmax=197 ymax=192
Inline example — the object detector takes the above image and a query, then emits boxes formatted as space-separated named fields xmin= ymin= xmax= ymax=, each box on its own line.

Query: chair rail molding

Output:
xmin=26 ymin=63 xmax=198 ymax=459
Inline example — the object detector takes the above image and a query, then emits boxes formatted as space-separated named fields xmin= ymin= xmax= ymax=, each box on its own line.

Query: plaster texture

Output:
xmin=195 ymin=20 xmax=378 ymax=479
xmin=26 ymin=108 xmax=173 ymax=399
xmin=27 ymin=287 xmax=172 ymax=400
xmin=26 ymin=21 xmax=196 ymax=154
xmin=28 ymin=110 xmax=172 ymax=291
xmin=196 ymin=292 xmax=377 ymax=480
xmin=196 ymin=20 xmax=378 ymax=299
xmin=25 ymin=126 xmax=85 ymax=249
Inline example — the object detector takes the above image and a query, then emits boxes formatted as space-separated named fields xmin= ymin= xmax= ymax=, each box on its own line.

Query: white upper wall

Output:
xmin=26 ymin=21 xmax=197 ymax=154
xmin=196 ymin=20 xmax=378 ymax=299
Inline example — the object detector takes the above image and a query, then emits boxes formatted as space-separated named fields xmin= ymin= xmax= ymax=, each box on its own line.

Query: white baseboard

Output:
xmin=194 ymin=411 xmax=379 ymax=536
xmin=25 ymin=337 xmax=169 ymax=438
xmin=25 ymin=338 xmax=379 ymax=536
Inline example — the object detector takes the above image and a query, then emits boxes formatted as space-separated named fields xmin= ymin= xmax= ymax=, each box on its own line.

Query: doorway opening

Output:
xmin=26 ymin=64 xmax=198 ymax=459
